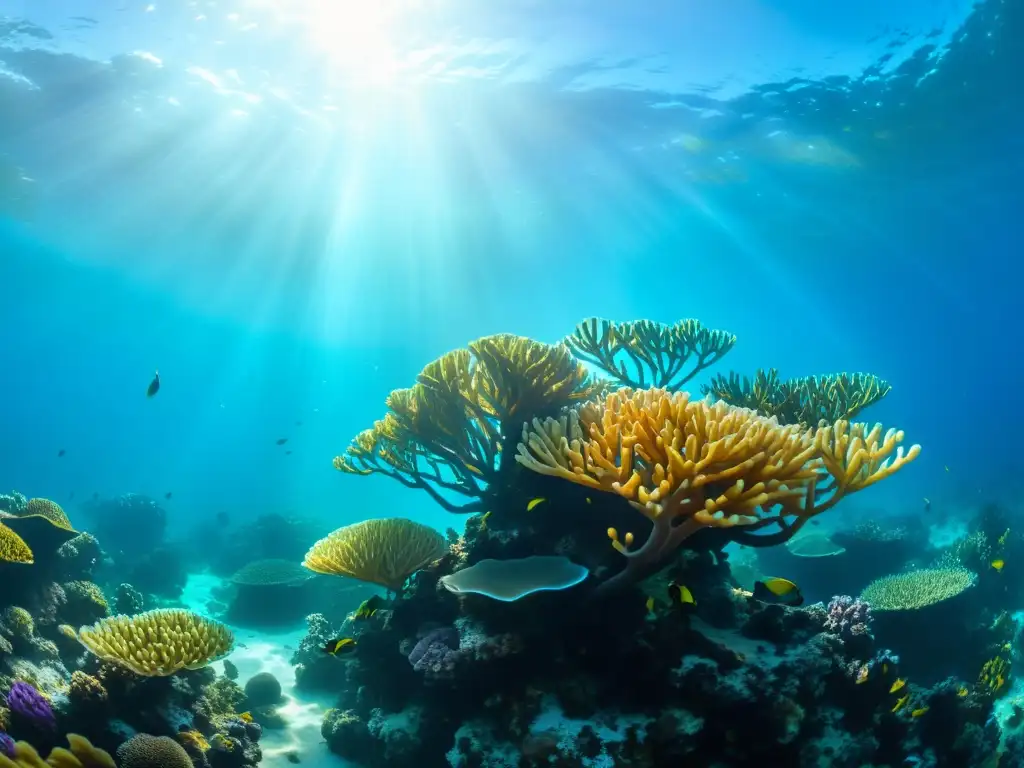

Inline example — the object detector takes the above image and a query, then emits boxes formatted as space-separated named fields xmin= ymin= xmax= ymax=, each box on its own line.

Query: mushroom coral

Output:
xmin=77 ymin=609 xmax=234 ymax=676
xmin=334 ymin=334 xmax=600 ymax=512
xmin=302 ymin=518 xmax=447 ymax=591
xmin=516 ymin=387 xmax=920 ymax=591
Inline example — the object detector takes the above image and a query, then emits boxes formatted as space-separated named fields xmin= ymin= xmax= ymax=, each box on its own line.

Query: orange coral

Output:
xmin=517 ymin=388 xmax=920 ymax=589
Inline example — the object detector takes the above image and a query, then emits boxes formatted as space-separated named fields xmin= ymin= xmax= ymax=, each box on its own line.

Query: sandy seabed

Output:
xmin=182 ymin=573 xmax=357 ymax=768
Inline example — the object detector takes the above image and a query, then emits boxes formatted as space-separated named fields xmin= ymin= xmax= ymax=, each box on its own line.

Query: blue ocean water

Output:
xmin=2 ymin=0 xmax=1017 ymax=536
xmin=1 ymin=2 xmax=1022 ymax=766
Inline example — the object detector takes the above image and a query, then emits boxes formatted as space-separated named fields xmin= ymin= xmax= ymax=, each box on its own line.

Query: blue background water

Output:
xmin=0 ymin=0 xmax=1019 ymax=537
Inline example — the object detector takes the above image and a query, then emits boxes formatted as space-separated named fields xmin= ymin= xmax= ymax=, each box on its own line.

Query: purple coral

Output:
xmin=408 ymin=627 xmax=461 ymax=680
xmin=5 ymin=681 xmax=56 ymax=730
xmin=0 ymin=732 xmax=14 ymax=759
xmin=824 ymin=595 xmax=872 ymax=642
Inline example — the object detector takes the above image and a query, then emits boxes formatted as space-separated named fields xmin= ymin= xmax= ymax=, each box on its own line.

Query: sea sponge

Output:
xmin=0 ymin=524 xmax=32 ymax=565
xmin=116 ymin=734 xmax=192 ymax=768
xmin=860 ymin=567 xmax=977 ymax=611
xmin=517 ymin=388 xmax=920 ymax=590
xmin=564 ymin=317 xmax=735 ymax=390
xmin=303 ymin=518 xmax=447 ymax=591
xmin=20 ymin=499 xmax=74 ymax=532
xmin=334 ymin=334 xmax=599 ymax=513
xmin=0 ymin=734 xmax=114 ymax=768
xmin=77 ymin=609 xmax=234 ymax=676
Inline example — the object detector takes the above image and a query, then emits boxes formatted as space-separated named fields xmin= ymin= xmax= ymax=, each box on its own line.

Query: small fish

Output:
xmin=526 ymin=497 xmax=546 ymax=512
xmin=667 ymin=582 xmax=696 ymax=610
xmin=944 ymin=465 xmax=950 ymax=472
xmin=147 ymin=370 xmax=160 ymax=397
xmin=889 ymin=678 xmax=906 ymax=694
xmin=322 ymin=637 xmax=357 ymax=656
xmin=752 ymin=577 xmax=804 ymax=607
xmin=992 ymin=559 xmax=1005 ymax=572
xmin=585 ymin=497 xmax=592 ymax=504
xmin=165 ymin=492 xmax=172 ymax=500
xmin=645 ymin=596 xmax=656 ymax=613
xmin=892 ymin=694 xmax=909 ymax=713
xmin=998 ymin=529 xmax=1011 ymax=547
xmin=731 ymin=587 xmax=753 ymax=598
xmin=353 ymin=595 xmax=385 ymax=620
xmin=57 ymin=449 xmax=65 ymax=458
xmin=957 ymin=686 xmax=969 ymax=698
xmin=479 ymin=511 xmax=492 ymax=529
xmin=276 ymin=438 xmax=288 ymax=446
xmin=285 ymin=450 xmax=292 ymax=455
xmin=855 ymin=665 xmax=870 ymax=684
xmin=910 ymin=706 xmax=929 ymax=718
xmin=882 ymin=663 xmax=889 ymax=676
xmin=923 ymin=497 xmax=931 ymax=512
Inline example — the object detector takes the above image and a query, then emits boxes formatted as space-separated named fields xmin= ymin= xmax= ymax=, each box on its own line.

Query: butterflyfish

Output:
xmin=322 ymin=638 xmax=357 ymax=656
xmin=752 ymin=577 xmax=804 ymax=607
xmin=526 ymin=497 xmax=546 ymax=512
xmin=889 ymin=678 xmax=906 ymax=694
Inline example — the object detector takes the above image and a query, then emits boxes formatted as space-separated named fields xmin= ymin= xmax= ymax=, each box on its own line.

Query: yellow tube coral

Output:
xmin=302 ymin=518 xmax=448 ymax=591
xmin=516 ymin=387 xmax=920 ymax=590
xmin=77 ymin=609 xmax=234 ymax=676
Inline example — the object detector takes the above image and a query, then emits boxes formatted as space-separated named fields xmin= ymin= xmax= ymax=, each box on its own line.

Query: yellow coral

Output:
xmin=564 ymin=317 xmax=735 ymax=390
xmin=334 ymin=335 xmax=599 ymax=513
xmin=176 ymin=730 xmax=210 ymax=752
xmin=303 ymin=518 xmax=448 ymax=591
xmin=517 ymin=388 xmax=920 ymax=589
xmin=20 ymin=499 xmax=75 ymax=531
xmin=77 ymin=609 xmax=234 ymax=676
xmin=0 ymin=523 xmax=33 ymax=565
xmin=0 ymin=734 xmax=114 ymax=768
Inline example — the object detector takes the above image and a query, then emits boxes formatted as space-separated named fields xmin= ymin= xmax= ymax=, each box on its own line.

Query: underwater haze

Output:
xmin=0 ymin=1 xmax=1023 ymax=766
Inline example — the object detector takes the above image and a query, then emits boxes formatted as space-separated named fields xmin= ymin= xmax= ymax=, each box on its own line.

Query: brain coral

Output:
xmin=302 ymin=518 xmax=447 ymax=591
xmin=21 ymin=498 xmax=74 ymax=531
xmin=77 ymin=609 xmax=234 ymax=676
xmin=231 ymin=559 xmax=316 ymax=586
xmin=860 ymin=567 xmax=977 ymax=611
xmin=117 ymin=734 xmax=191 ymax=768
xmin=0 ymin=523 xmax=32 ymax=565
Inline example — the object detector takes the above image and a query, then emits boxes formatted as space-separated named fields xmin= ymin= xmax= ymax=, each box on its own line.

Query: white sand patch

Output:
xmin=182 ymin=573 xmax=359 ymax=767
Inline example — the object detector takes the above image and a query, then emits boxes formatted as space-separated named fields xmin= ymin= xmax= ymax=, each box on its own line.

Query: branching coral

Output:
xmin=77 ymin=609 xmax=234 ymax=676
xmin=703 ymin=369 xmax=891 ymax=425
xmin=564 ymin=318 xmax=735 ymax=390
xmin=860 ymin=568 xmax=977 ymax=611
xmin=302 ymin=518 xmax=447 ymax=591
xmin=0 ymin=524 xmax=32 ymax=565
xmin=334 ymin=334 xmax=600 ymax=513
xmin=516 ymin=387 xmax=920 ymax=590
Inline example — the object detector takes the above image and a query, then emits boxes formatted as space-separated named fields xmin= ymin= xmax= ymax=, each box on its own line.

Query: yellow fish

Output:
xmin=753 ymin=577 xmax=804 ymax=606
xmin=479 ymin=511 xmax=492 ymax=529
xmin=585 ymin=497 xmax=592 ymax=504
xmin=892 ymin=694 xmax=909 ymax=713
xmin=353 ymin=595 xmax=385 ymax=620
xmin=999 ymin=529 xmax=1010 ymax=547
xmin=992 ymin=559 xmax=1005 ymax=572
xmin=882 ymin=663 xmax=889 ymax=676
xmin=645 ymin=596 xmax=656 ymax=613
xmin=668 ymin=582 xmax=697 ymax=609
xmin=957 ymin=687 xmax=969 ymax=698
xmin=855 ymin=665 xmax=870 ymax=684
xmin=526 ymin=497 xmax=546 ymax=512
xmin=911 ymin=706 xmax=929 ymax=718
xmin=889 ymin=678 xmax=906 ymax=694
xmin=322 ymin=638 xmax=357 ymax=656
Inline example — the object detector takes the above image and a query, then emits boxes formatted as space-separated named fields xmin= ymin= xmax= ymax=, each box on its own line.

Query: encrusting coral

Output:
xmin=76 ymin=609 xmax=234 ymax=676
xmin=334 ymin=334 xmax=600 ymax=512
xmin=516 ymin=387 xmax=920 ymax=589
xmin=703 ymin=368 xmax=892 ymax=425
xmin=303 ymin=518 xmax=447 ymax=591
xmin=563 ymin=317 xmax=736 ymax=390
